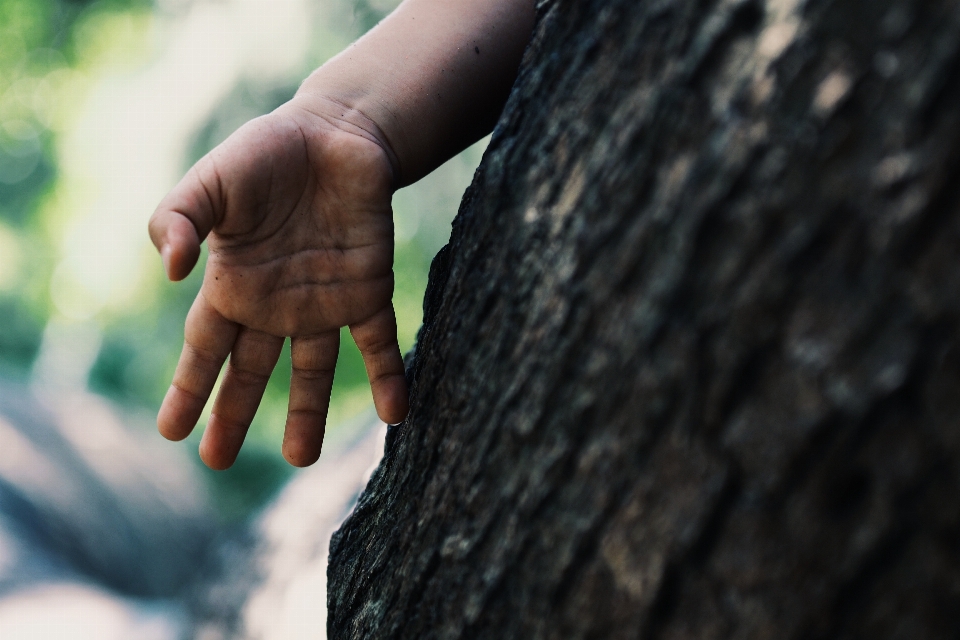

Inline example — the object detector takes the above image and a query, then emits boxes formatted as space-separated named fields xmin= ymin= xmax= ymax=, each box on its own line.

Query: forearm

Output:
xmin=294 ymin=0 xmax=535 ymax=187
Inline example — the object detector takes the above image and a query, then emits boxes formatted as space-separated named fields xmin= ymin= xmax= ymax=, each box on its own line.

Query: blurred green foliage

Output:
xmin=0 ymin=1 xmax=133 ymax=388
xmin=0 ymin=0 xmax=484 ymax=522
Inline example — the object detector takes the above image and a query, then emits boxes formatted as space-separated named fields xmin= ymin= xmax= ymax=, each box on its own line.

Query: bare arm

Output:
xmin=296 ymin=0 xmax=536 ymax=185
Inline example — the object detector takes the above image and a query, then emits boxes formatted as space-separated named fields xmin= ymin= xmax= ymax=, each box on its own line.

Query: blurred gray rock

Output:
xmin=0 ymin=380 xmax=385 ymax=639
xmin=0 ymin=382 xmax=216 ymax=639
xmin=0 ymin=383 xmax=213 ymax=597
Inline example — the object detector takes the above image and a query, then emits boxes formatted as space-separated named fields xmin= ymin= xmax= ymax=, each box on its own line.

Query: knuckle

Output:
xmin=211 ymin=412 xmax=250 ymax=435
xmin=357 ymin=332 xmax=396 ymax=356
xmin=365 ymin=351 xmax=403 ymax=381
xmin=292 ymin=365 xmax=335 ymax=381
xmin=184 ymin=342 xmax=224 ymax=368
xmin=169 ymin=380 xmax=206 ymax=403
xmin=227 ymin=364 xmax=271 ymax=386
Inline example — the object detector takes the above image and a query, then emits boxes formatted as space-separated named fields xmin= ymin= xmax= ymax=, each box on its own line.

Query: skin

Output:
xmin=148 ymin=0 xmax=536 ymax=469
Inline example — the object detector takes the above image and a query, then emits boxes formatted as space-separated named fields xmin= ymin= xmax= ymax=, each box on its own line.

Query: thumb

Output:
xmin=350 ymin=306 xmax=410 ymax=425
xmin=148 ymin=160 xmax=221 ymax=281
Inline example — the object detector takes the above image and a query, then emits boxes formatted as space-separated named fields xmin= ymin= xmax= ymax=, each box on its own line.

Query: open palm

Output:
xmin=149 ymin=102 xmax=408 ymax=469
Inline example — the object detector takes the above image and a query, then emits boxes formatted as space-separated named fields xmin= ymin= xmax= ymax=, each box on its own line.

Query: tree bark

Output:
xmin=328 ymin=0 xmax=960 ymax=637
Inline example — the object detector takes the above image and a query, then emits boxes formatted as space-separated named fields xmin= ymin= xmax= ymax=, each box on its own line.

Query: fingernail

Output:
xmin=160 ymin=244 xmax=172 ymax=276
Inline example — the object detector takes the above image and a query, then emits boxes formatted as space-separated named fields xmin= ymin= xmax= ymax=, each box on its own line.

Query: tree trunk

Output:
xmin=327 ymin=0 xmax=960 ymax=637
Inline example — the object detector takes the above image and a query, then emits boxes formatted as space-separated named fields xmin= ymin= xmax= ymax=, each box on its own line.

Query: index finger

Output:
xmin=157 ymin=293 xmax=239 ymax=441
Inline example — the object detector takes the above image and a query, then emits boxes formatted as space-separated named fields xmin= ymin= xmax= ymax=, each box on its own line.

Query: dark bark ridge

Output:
xmin=329 ymin=0 xmax=960 ymax=637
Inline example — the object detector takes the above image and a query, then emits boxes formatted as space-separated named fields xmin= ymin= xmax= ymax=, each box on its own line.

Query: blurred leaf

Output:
xmin=198 ymin=442 xmax=294 ymax=525
xmin=0 ymin=295 xmax=44 ymax=378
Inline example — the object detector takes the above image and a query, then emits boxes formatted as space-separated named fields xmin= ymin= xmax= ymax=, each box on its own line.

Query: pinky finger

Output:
xmin=350 ymin=306 xmax=409 ymax=425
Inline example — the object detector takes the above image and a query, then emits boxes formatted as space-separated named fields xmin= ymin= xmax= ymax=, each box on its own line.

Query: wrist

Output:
xmin=289 ymin=83 xmax=403 ymax=188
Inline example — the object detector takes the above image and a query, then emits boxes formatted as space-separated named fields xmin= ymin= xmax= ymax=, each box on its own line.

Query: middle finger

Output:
xmin=200 ymin=327 xmax=284 ymax=469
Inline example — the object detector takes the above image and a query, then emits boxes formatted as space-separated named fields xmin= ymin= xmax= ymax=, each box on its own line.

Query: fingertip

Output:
xmin=200 ymin=455 xmax=233 ymax=471
xmin=157 ymin=385 xmax=199 ymax=441
xmin=373 ymin=374 xmax=409 ymax=425
xmin=151 ymin=209 xmax=201 ymax=281
xmin=281 ymin=411 xmax=326 ymax=467
xmin=199 ymin=449 xmax=233 ymax=471
xmin=199 ymin=424 xmax=236 ymax=471
xmin=282 ymin=442 xmax=322 ymax=468
xmin=165 ymin=216 xmax=202 ymax=281
xmin=169 ymin=244 xmax=201 ymax=282
xmin=157 ymin=420 xmax=190 ymax=442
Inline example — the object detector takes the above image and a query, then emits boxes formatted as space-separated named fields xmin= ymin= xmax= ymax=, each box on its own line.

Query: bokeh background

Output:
xmin=0 ymin=0 xmax=486 ymax=522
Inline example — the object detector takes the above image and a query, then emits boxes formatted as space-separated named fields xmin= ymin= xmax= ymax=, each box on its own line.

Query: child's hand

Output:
xmin=148 ymin=100 xmax=408 ymax=469
xmin=148 ymin=0 xmax=533 ymax=469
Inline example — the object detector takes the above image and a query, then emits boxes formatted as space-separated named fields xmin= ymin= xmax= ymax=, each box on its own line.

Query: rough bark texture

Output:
xmin=328 ymin=0 xmax=960 ymax=637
